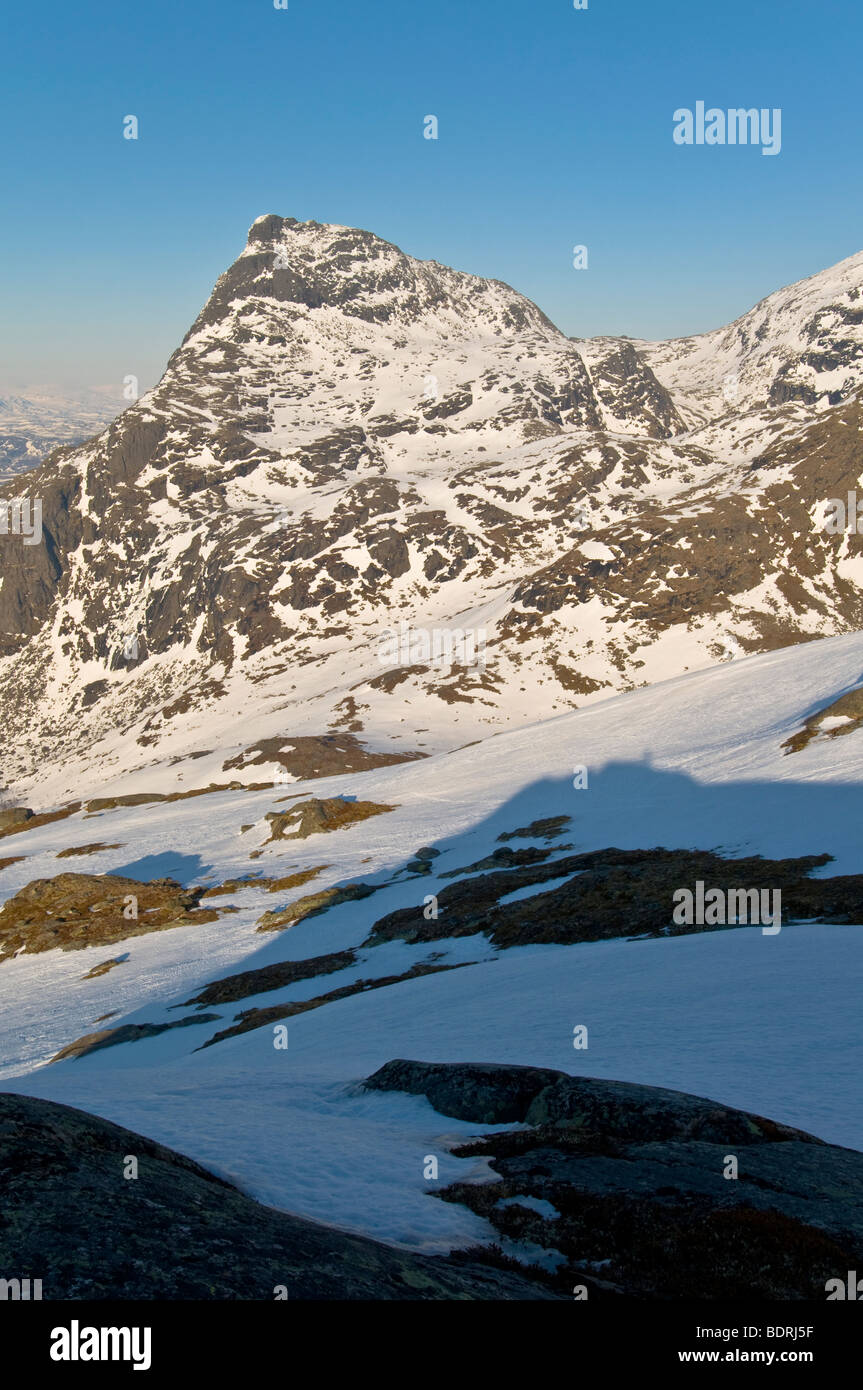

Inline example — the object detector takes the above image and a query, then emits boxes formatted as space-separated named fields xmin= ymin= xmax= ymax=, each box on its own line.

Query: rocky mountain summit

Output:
xmin=2 ymin=219 xmax=863 ymax=803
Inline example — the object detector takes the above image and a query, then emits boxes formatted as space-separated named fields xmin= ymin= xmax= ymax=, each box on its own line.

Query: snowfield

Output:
xmin=2 ymin=630 xmax=863 ymax=1252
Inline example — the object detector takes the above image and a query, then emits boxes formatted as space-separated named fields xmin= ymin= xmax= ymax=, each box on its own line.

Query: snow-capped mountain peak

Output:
xmin=3 ymin=219 xmax=863 ymax=806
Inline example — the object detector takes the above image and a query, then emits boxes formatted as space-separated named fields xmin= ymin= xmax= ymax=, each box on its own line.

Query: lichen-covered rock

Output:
xmin=265 ymin=796 xmax=395 ymax=841
xmin=0 ymin=872 xmax=220 ymax=958
xmin=56 ymin=842 xmax=123 ymax=858
xmin=256 ymin=882 xmax=377 ymax=932
xmin=51 ymin=1012 xmax=223 ymax=1061
xmin=223 ymin=733 xmax=424 ymax=779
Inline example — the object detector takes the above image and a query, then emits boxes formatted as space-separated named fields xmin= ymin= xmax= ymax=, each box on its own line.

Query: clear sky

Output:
xmin=1 ymin=0 xmax=861 ymax=394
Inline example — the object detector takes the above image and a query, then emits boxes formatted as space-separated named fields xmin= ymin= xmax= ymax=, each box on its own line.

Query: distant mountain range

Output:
xmin=2 ymin=215 xmax=863 ymax=802
xmin=0 ymin=389 xmax=124 ymax=480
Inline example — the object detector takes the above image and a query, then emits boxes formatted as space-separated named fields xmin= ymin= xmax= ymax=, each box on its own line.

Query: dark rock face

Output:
xmin=366 ymin=845 xmax=863 ymax=949
xmin=365 ymin=1059 xmax=566 ymax=1124
xmin=0 ymin=469 xmax=79 ymax=658
xmin=573 ymin=339 xmax=685 ymax=438
xmin=502 ymin=393 xmax=863 ymax=660
xmin=197 ymin=960 xmax=470 ymax=1050
xmin=182 ymin=947 xmax=357 ymax=1008
xmin=0 ymin=1093 xmax=556 ymax=1299
xmin=366 ymin=1061 xmax=863 ymax=1299
xmin=767 ymin=301 xmax=863 ymax=407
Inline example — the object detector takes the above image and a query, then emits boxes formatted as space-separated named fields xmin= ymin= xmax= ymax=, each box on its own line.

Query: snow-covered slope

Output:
xmin=3 ymin=634 xmax=863 ymax=1252
xmin=636 ymin=248 xmax=863 ymax=435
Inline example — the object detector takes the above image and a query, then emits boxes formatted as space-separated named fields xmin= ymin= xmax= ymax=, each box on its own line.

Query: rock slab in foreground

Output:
xmin=365 ymin=1060 xmax=863 ymax=1299
xmin=0 ymin=1093 xmax=555 ymax=1300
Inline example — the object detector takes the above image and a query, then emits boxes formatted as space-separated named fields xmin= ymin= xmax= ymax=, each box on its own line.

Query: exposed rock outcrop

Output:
xmin=0 ymin=872 xmax=220 ymax=959
xmin=367 ymin=846 xmax=863 ymax=948
xmin=265 ymin=797 xmax=395 ymax=841
xmin=366 ymin=1060 xmax=863 ymax=1299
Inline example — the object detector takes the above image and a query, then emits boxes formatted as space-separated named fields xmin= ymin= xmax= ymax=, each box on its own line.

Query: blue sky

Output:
xmin=1 ymin=0 xmax=861 ymax=392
